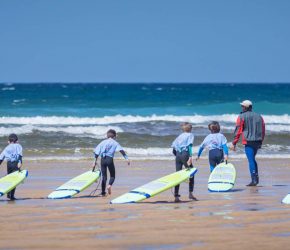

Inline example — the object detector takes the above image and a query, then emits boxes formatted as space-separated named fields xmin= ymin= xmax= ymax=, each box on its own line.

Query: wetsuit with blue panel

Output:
xmin=94 ymin=138 xmax=128 ymax=195
xmin=171 ymin=132 xmax=194 ymax=197
xmin=197 ymin=133 xmax=228 ymax=172
xmin=0 ymin=143 xmax=23 ymax=199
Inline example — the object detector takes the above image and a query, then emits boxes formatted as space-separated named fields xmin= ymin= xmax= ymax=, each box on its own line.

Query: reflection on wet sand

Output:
xmin=0 ymin=159 xmax=290 ymax=249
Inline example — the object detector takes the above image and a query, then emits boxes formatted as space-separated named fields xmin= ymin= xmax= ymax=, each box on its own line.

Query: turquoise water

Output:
xmin=0 ymin=83 xmax=290 ymax=159
xmin=1 ymin=83 xmax=290 ymax=116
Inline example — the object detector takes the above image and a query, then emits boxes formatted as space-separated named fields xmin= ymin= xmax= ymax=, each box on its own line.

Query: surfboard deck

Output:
xmin=208 ymin=162 xmax=236 ymax=192
xmin=282 ymin=194 xmax=290 ymax=204
xmin=110 ymin=167 xmax=198 ymax=204
xmin=0 ymin=170 xmax=28 ymax=197
xmin=48 ymin=170 xmax=100 ymax=199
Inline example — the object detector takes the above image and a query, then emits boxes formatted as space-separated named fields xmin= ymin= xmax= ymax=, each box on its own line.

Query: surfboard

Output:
xmin=282 ymin=194 xmax=290 ymax=204
xmin=208 ymin=162 xmax=236 ymax=192
xmin=48 ymin=170 xmax=101 ymax=199
xmin=110 ymin=167 xmax=198 ymax=204
xmin=0 ymin=170 xmax=28 ymax=197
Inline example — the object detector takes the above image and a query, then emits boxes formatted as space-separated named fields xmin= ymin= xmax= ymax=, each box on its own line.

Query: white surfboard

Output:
xmin=111 ymin=167 xmax=198 ymax=204
xmin=282 ymin=194 xmax=290 ymax=204
xmin=208 ymin=162 xmax=236 ymax=192
xmin=0 ymin=170 xmax=28 ymax=197
xmin=48 ymin=170 xmax=101 ymax=199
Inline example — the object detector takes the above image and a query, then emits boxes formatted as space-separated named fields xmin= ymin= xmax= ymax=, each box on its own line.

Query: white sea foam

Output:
xmin=24 ymin=152 xmax=290 ymax=161
xmin=1 ymin=87 xmax=15 ymax=91
xmin=0 ymin=125 xmax=34 ymax=136
xmin=0 ymin=125 xmax=123 ymax=138
xmin=1 ymin=114 xmax=290 ymax=125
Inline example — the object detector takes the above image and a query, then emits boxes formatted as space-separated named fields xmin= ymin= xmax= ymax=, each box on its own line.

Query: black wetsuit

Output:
xmin=173 ymin=150 xmax=194 ymax=197
xmin=7 ymin=161 xmax=19 ymax=198
xmin=95 ymin=150 xmax=127 ymax=195
xmin=100 ymin=156 xmax=115 ymax=195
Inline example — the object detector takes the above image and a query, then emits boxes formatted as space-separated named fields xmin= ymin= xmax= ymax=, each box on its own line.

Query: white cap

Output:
xmin=240 ymin=100 xmax=252 ymax=107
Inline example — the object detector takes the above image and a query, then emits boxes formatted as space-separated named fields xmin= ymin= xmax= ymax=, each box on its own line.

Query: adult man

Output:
xmin=231 ymin=100 xmax=265 ymax=186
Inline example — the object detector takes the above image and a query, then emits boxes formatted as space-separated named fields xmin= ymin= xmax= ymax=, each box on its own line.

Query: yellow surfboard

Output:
xmin=0 ymin=170 xmax=28 ymax=197
xmin=111 ymin=168 xmax=197 ymax=204
xmin=48 ymin=170 xmax=100 ymax=199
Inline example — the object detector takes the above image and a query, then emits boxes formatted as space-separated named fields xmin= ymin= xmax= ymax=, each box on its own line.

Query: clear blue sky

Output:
xmin=0 ymin=0 xmax=290 ymax=83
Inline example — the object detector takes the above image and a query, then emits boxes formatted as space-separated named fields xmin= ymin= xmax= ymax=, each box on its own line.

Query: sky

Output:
xmin=0 ymin=0 xmax=290 ymax=83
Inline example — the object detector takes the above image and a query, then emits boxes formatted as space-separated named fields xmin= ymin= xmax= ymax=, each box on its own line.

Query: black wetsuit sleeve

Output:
xmin=18 ymin=155 xmax=23 ymax=164
xmin=172 ymin=149 xmax=177 ymax=156
xmin=119 ymin=150 xmax=128 ymax=159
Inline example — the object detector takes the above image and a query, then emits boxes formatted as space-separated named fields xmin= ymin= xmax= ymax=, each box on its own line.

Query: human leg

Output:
xmin=100 ymin=158 xmax=108 ymax=195
xmin=245 ymin=145 xmax=259 ymax=186
xmin=107 ymin=157 xmax=115 ymax=195
xmin=7 ymin=162 xmax=18 ymax=199
xmin=174 ymin=153 xmax=183 ymax=200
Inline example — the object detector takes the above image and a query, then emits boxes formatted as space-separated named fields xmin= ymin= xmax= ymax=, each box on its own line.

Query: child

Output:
xmin=0 ymin=134 xmax=23 ymax=200
xmin=196 ymin=121 xmax=228 ymax=172
xmin=171 ymin=122 xmax=197 ymax=203
xmin=92 ymin=129 xmax=130 ymax=196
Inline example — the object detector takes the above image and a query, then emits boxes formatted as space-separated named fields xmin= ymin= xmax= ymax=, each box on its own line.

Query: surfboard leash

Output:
xmin=90 ymin=163 xmax=102 ymax=196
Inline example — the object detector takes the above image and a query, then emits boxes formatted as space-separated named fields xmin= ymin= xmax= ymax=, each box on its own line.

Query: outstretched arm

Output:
xmin=197 ymin=146 xmax=204 ymax=158
xmin=120 ymin=150 xmax=130 ymax=165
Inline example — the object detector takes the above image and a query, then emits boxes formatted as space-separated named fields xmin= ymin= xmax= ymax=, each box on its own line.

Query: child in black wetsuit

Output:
xmin=0 ymin=134 xmax=23 ymax=200
xmin=92 ymin=129 xmax=130 ymax=196
xmin=171 ymin=123 xmax=197 ymax=203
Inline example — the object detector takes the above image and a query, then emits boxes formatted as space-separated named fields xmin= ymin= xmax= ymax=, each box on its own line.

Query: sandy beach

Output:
xmin=1 ymin=158 xmax=290 ymax=250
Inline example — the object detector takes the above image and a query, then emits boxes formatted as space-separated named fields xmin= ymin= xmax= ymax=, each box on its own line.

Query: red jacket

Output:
xmin=233 ymin=111 xmax=265 ymax=145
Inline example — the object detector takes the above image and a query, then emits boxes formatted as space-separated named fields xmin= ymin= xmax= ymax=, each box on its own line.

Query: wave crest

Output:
xmin=1 ymin=114 xmax=290 ymax=125
xmin=0 ymin=125 xmax=123 ymax=138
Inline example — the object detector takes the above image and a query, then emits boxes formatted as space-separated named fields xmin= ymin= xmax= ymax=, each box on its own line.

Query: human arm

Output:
xmin=0 ymin=149 xmax=5 ymax=166
xmin=17 ymin=155 xmax=23 ymax=169
xmin=196 ymin=136 xmax=207 ymax=161
xmin=232 ymin=116 xmax=244 ymax=150
xmin=187 ymin=144 xmax=193 ymax=165
xmin=222 ymin=144 xmax=229 ymax=162
xmin=92 ymin=154 xmax=99 ymax=171
xmin=262 ymin=116 xmax=266 ymax=142
xmin=16 ymin=145 xmax=23 ymax=170
xmin=120 ymin=150 xmax=130 ymax=165
xmin=196 ymin=146 xmax=204 ymax=161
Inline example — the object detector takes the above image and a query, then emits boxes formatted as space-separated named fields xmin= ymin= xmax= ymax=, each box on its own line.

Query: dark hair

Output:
xmin=107 ymin=129 xmax=117 ymax=138
xmin=8 ymin=133 xmax=18 ymax=143
xmin=208 ymin=121 xmax=220 ymax=133
xmin=181 ymin=122 xmax=193 ymax=132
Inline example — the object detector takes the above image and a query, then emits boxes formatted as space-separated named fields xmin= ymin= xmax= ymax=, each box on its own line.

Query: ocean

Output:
xmin=0 ymin=83 xmax=290 ymax=160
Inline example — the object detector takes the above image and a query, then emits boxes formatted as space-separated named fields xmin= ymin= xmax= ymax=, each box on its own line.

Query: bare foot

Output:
xmin=189 ymin=193 xmax=198 ymax=201
xmin=107 ymin=185 xmax=112 ymax=195
xmin=174 ymin=196 xmax=181 ymax=203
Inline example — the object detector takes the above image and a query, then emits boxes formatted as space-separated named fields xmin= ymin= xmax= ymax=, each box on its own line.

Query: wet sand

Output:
xmin=1 ymin=158 xmax=290 ymax=249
